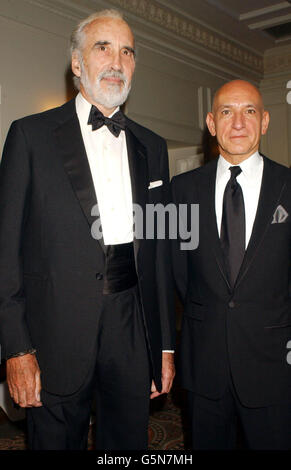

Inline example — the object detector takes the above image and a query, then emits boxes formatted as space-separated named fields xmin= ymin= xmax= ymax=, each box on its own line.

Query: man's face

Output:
xmin=206 ymin=81 xmax=269 ymax=163
xmin=72 ymin=17 xmax=135 ymax=114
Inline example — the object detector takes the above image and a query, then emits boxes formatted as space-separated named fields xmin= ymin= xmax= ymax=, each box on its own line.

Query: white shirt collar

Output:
xmin=217 ymin=151 xmax=263 ymax=185
xmin=75 ymin=92 xmax=120 ymax=128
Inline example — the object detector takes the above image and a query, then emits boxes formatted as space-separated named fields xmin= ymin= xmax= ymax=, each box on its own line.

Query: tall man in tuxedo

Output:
xmin=0 ymin=9 xmax=175 ymax=450
xmin=172 ymin=80 xmax=291 ymax=449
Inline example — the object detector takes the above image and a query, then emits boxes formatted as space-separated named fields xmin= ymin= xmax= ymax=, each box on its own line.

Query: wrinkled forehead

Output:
xmin=83 ymin=17 xmax=135 ymax=46
xmin=213 ymin=84 xmax=263 ymax=111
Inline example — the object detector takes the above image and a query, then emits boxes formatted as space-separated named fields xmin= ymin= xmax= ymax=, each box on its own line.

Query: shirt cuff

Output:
xmin=162 ymin=350 xmax=175 ymax=353
xmin=6 ymin=348 xmax=36 ymax=359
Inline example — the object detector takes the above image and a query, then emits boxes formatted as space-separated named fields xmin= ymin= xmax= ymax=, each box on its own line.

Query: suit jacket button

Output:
xmin=96 ymin=273 xmax=103 ymax=280
xmin=229 ymin=300 xmax=235 ymax=308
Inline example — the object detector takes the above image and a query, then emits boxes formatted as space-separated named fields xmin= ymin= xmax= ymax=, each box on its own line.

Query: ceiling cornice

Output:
xmin=239 ymin=2 xmax=291 ymax=21
xmin=107 ymin=0 xmax=263 ymax=74
xmin=264 ymin=45 xmax=291 ymax=75
xmin=25 ymin=0 xmax=264 ymax=75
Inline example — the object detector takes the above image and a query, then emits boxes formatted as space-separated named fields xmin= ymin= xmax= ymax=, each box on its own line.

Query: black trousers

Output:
xmin=27 ymin=285 xmax=151 ymax=450
xmin=188 ymin=371 xmax=291 ymax=450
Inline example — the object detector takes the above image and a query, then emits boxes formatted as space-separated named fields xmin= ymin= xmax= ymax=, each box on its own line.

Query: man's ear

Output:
xmin=206 ymin=112 xmax=216 ymax=137
xmin=261 ymin=110 xmax=270 ymax=136
xmin=71 ymin=52 xmax=81 ymax=78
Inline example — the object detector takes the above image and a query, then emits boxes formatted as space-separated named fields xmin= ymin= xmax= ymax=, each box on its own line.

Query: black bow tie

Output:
xmin=87 ymin=105 xmax=126 ymax=137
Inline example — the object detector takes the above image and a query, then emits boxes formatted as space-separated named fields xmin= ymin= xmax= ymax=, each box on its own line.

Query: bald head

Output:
xmin=212 ymin=80 xmax=264 ymax=113
xmin=206 ymin=79 xmax=269 ymax=165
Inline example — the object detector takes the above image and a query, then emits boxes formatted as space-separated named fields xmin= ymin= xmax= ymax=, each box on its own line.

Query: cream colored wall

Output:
xmin=4 ymin=0 xmax=289 ymax=169
xmin=127 ymin=46 xmax=226 ymax=146
xmin=260 ymin=45 xmax=291 ymax=168
xmin=0 ymin=0 xmax=77 ymax=153
xmin=1 ymin=0 xmax=290 ymax=170
xmin=0 ymin=0 xmax=263 ymax=159
xmin=123 ymin=3 xmax=262 ymax=150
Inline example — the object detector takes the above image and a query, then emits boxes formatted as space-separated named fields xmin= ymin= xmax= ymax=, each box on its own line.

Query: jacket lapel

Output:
xmin=54 ymin=101 xmax=106 ymax=254
xmin=235 ymin=156 xmax=287 ymax=288
xmin=125 ymin=125 xmax=148 ymax=265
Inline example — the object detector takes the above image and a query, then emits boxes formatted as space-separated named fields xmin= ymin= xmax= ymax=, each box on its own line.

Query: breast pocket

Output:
xmin=148 ymin=186 xmax=163 ymax=203
xmin=268 ymin=220 xmax=290 ymax=235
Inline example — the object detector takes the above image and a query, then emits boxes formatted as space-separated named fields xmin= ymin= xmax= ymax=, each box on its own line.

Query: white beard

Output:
xmin=80 ymin=66 xmax=131 ymax=109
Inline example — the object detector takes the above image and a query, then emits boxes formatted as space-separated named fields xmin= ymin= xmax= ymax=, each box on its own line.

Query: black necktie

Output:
xmin=87 ymin=105 xmax=126 ymax=137
xmin=220 ymin=166 xmax=245 ymax=288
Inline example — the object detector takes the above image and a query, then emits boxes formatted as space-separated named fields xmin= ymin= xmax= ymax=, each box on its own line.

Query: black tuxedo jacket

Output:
xmin=172 ymin=156 xmax=291 ymax=407
xmin=0 ymin=99 xmax=175 ymax=395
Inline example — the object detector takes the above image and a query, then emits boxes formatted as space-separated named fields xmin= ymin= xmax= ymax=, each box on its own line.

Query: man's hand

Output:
xmin=6 ymin=354 xmax=42 ymax=408
xmin=150 ymin=352 xmax=175 ymax=399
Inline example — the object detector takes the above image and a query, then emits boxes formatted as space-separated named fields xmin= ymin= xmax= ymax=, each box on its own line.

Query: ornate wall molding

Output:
xmin=108 ymin=0 xmax=263 ymax=74
xmin=24 ymin=0 xmax=263 ymax=75
xmin=264 ymin=51 xmax=291 ymax=75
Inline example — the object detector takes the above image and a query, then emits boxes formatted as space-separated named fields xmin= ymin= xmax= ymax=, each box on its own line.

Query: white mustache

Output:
xmin=98 ymin=70 xmax=127 ymax=84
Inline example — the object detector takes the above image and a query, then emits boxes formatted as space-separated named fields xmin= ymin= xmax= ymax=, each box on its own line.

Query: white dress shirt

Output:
xmin=75 ymin=92 xmax=133 ymax=245
xmin=215 ymin=151 xmax=264 ymax=248
xmin=76 ymin=94 xmax=174 ymax=354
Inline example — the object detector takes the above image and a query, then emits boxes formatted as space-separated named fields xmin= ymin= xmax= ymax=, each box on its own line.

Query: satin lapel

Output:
xmin=199 ymin=160 xmax=231 ymax=291
xmin=125 ymin=127 xmax=148 ymax=264
xmin=54 ymin=113 xmax=106 ymax=254
xmin=235 ymin=156 xmax=286 ymax=288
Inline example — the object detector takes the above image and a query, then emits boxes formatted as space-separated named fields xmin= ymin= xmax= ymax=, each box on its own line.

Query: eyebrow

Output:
xmin=93 ymin=40 xmax=135 ymax=56
xmin=93 ymin=40 xmax=110 ymax=47
xmin=124 ymin=46 xmax=136 ymax=56
xmin=217 ymin=103 xmax=258 ymax=109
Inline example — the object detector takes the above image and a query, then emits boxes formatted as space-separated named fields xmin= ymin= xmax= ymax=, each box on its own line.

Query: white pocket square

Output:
xmin=271 ymin=205 xmax=289 ymax=224
xmin=148 ymin=180 xmax=163 ymax=189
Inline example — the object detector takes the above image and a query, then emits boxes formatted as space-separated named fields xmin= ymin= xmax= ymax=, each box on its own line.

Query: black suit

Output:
xmin=0 ymin=98 xmax=175 ymax=449
xmin=172 ymin=156 xmax=291 ymax=449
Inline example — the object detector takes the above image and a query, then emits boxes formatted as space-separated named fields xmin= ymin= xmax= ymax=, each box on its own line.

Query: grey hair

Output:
xmin=71 ymin=9 xmax=124 ymax=56
xmin=70 ymin=9 xmax=126 ymax=90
